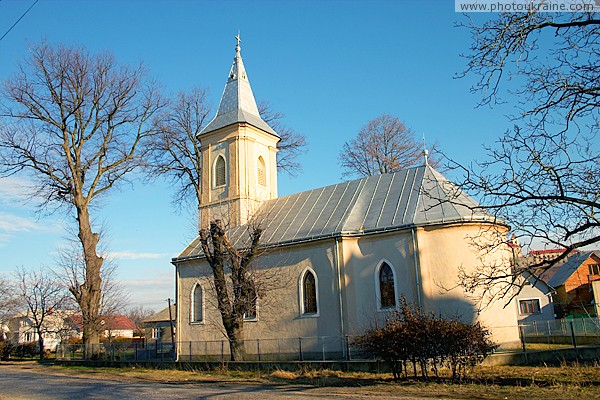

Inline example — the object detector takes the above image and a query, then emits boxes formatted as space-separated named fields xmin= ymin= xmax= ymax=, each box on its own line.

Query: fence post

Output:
xmin=322 ymin=337 xmax=325 ymax=361
xmin=189 ymin=341 xmax=192 ymax=361
xmin=135 ymin=342 xmax=138 ymax=362
xmin=345 ymin=335 xmax=350 ymax=361
xmin=519 ymin=325 xmax=528 ymax=365
xmin=298 ymin=337 xmax=303 ymax=361
xmin=257 ymin=339 xmax=261 ymax=363
xmin=221 ymin=340 xmax=225 ymax=362
xmin=569 ymin=321 xmax=579 ymax=359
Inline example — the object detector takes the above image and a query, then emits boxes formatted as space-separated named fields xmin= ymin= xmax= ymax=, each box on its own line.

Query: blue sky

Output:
xmin=0 ymin=0 xmax=515 ymax=311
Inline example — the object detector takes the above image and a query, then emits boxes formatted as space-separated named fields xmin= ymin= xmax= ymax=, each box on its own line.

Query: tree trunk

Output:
xmin=226 ymin=323 xmax=245 ymax=361
xmin=74 ymin=205 xmax=104 ymax=359
xmin=37 ymin=330 xmax=44 ymax=361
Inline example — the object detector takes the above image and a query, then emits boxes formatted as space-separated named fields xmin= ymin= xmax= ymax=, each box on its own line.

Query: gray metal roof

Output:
xmin=142 ymin=305 xmax=176 ymax=324
xmin=200 ymin=42 xmax=278 ymax=137
xmin=174 ymin=165 xmax=495 ymax=262
xmin=547 ymin=251 xmax=599 ymax=288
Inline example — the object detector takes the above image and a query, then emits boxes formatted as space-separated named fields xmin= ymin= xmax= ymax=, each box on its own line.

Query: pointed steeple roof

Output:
xmin=200 ymin=36 xmax=278 ymax=137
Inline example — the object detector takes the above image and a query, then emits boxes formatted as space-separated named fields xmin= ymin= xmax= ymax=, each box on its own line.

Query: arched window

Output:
xmin=192 ymin=284 xmax=203 ymax=323
xmin=379 ymin=262 xmax=396 ymax=308
xmin=214 ymin=155 xmax=226 ymax=187
xmin=257 ymin=156 xmax=266 ymax=186
xmin=244 ymin=290 xmax=258 ymax=320
xmin=301 ymin=269 xmax=318 ymax=315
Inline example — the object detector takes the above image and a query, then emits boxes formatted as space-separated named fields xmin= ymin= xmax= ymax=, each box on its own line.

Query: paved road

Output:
xmin=0 ymin=363 xmax=432 ymax=400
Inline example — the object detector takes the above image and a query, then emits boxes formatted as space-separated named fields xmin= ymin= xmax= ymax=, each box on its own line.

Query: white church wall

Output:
xmin=338 ymin=231 xmax=417 ymax=335
xmin=176 ymin=239 xmax=343 ymax=358
xmin=417 ymin=223 xmax=521 ymax=347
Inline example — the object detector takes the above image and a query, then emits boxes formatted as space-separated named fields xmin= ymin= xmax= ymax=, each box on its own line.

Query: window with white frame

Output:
xmin=301 ymin=269 xmax=318 ymax=315
xmin=151 ymin=327 xmax=162 ymax=339
xmin=378 ymin=262 xmax=396 ymax=308
xmin=519 ymin=299 xmax=541 ymax=314
xmin=192 ymin=284 xmax=204 ymax=323
xmin=214 ymin=155 xmax=226 ymax=187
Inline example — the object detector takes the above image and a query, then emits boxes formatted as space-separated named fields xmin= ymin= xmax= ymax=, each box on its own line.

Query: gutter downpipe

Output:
xmin=411 ymin=227 xmax=423 ymax=310
xmin=174 ymin=261 xmax=180 ymax=362
xmin=334 ymin=236 xmax=346 ymax=358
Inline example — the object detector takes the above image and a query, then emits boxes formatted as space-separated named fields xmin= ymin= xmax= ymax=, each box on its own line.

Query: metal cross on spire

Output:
xmin=235 ymin=32 xmax=241 ymax=54
xmin=422 ymin=133 xmax=429 ymax=166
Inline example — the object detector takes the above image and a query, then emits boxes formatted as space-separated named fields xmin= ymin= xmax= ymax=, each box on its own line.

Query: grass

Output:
xmin=8 ymin=361 xmax=600 ymax=399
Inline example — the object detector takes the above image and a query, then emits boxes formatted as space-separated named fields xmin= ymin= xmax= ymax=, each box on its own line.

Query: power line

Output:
xmin=0 ymin=0 xmax=39 ymax=43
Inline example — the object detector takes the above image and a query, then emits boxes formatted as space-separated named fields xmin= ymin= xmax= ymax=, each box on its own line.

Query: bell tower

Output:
xmin=197 ymin=36 xmax=279 ymax=228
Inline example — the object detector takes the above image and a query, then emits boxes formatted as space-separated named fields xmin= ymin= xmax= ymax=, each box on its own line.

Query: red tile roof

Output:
xmin=67 ymin=315 xmax=138 ymax=331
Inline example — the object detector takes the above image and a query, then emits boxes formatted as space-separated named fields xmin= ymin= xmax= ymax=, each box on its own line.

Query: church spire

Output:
xmin=200 ymin=35 xmax=278 ymax=137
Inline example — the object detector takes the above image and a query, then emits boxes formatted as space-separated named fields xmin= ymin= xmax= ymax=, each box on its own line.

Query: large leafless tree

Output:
xmin=199 ymin=219 xmax=262 ymax=361
xmin=453 ymin=12 xmax=600 ymax=297
xmin=338 ymin=114 xmax=440 ymax=179
xmin=0 ymin=42 xmax=165 ymax=357
xmin=15 ymin=267 xmax=70 ymax=360
xmin=54 ymin=238 xmax=129 ymax=326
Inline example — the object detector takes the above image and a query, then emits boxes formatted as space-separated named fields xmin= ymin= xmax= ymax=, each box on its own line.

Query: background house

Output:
xmin=67 ymin=315 xmax=139 ymax=340
xmin=546 ymin=251 xmax=600 ymax=318
xmin=515 ymin=272 xmax=556 ymax=324
xmin=142 ymin=305 xmax=176 ymax=344
xmin=5 ymin=310 xmax=77 ymax=351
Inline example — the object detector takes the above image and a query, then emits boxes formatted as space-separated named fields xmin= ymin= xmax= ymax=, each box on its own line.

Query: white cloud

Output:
xmin=106 ymin=251 xmax=170 ymax=260
xmin=0 ymin=212 xmax=43 ymax=232
xmin=0 ymin=177 xmax=34 ymax=204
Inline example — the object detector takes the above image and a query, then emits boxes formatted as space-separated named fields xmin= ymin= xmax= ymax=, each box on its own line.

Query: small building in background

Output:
xmin=546 ymin=251 xmax=600 ymax=318
xmin=142 ymin=305 xmax=176 ymax=344
xmin=67 ymin=315 xmax=139 ymax=341
xmin=5 ymin=310 xmax=77 ymax=351
xmin=515 ymin=272 xmax=556 ymax=324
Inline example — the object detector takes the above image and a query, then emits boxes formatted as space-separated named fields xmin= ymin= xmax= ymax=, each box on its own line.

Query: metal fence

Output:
xmin=520 ymin=317 xmax=600 ymax=338
xmin=55 ymin=319 xmax=600 ymax=363
xmin=57 ymin=340 xmax=176 ymax=362
xmin=56 ymin=335 xmax=368 ymax=362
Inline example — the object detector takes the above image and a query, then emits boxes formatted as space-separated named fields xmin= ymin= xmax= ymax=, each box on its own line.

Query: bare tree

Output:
xmin=54 ymin=239 xmax=129 ymax=335
xmin=126 ymin=305 xmax=156 ymax=336
xmin=15 ymin=267 xmax=70 ymax=360
xmin=147 ymin=91 xmax=307 ymax=210
xmin=198 ymin=219 xmax=262 ymax=361
xmin=0 ymin=276 xmax=21 ymax=333
xmin=147 ymin=87 xmax=209 ymax=211
xmin=338 ymin=114 xmax=440 ymax=179
xmin=452 ymin=12 xmax=600 ymax=297
xmin=0 ymin=42 xmax=165 ymax=358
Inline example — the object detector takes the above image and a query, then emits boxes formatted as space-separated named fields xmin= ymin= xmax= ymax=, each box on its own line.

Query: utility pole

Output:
xmin=167 ymin=298 xmax=176 ymax=352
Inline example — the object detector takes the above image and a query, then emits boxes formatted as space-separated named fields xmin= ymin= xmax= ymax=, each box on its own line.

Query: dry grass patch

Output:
xmin=39 ymin=362 xmax=600 ymax=399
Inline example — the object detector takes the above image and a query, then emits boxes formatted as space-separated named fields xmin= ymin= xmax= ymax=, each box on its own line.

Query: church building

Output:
xmin=172 ymin=39 xmax=520 ymax=360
